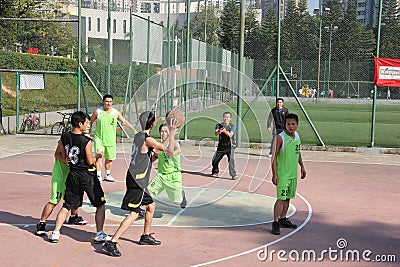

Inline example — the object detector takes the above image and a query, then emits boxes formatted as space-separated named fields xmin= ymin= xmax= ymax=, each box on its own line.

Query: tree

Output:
xmin=379 ymin=0 xmax=400 ymax=58
xmin=0 ymin=0 xmax=76 ymax=57
xmin=244 ymin=6 xmax=260 ymax=59
xmin=219 ymin=0 xmax=240 ymax=51
xmin=335 ymin=1 xmax=375 ymax=60
xmin=187 ymin=5 xmax=220 ymax=45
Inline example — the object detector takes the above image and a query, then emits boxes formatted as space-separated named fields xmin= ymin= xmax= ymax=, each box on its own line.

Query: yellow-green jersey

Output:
xmin=157 ymin=151 xmax=181 ymax=174
xmin=276 ymin=131 xmax=301 ymax=180
xmin=94 ymin=107 xmax=118 ymax=146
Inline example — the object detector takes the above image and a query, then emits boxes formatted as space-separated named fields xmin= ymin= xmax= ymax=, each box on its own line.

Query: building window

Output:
xmin=97 ymin=18 xmax=100 ymax=32
xmin=88 ymin=17 xmax=91 ymax=31
xmin=123 ymin=20 xmax=127 ymax=33
xmin=141 ymin=2 xmax=151 ymax=13
xmin=154 ymin=3 xmax=160 ymax=13
xmin=113 ymin=19 xmax=116 ymax=33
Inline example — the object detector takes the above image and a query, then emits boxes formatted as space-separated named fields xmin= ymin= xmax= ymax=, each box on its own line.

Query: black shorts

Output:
xmin=121 ymin=171 xmax=154 ymax=213
xmin=63 ymin=169 xmax=106 ymax=210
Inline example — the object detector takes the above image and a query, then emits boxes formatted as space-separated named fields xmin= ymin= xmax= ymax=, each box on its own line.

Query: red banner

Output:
xmin=374 ymin=57 xmax=400 ymax=87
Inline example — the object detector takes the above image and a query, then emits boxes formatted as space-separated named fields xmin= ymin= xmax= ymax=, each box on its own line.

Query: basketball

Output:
xmin=166 ymin=108 xmax=185 ymax=128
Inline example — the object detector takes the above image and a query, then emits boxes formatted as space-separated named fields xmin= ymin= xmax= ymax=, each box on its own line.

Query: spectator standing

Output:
xmin=267 ymin=98 xmax=289 ymax=158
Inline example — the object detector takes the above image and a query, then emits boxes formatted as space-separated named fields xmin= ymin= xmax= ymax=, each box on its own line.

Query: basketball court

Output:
xmin=0 ymin=135 xmax=399 ymax=266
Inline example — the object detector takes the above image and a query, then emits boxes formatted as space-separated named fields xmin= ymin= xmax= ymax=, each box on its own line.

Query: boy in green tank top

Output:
xmin=271 ymin=113 xmax=306 ymax=235
xmin=91 ymin=94 xmax=137 ymax=182
xmin=148 ymin=124 xmax=187 ymax=208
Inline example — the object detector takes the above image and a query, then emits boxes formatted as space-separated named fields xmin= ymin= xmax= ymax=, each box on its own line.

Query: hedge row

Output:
xmin=0 ymin=50 xmax=77 ymax=72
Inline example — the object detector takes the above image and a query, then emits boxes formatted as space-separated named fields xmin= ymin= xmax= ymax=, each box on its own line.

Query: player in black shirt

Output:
xmin=211 ymin=112 xmax=237 ymax=180
xmin=267 ymin=98 xmax=289 ymax=157
xmin=103 ymin=111 xmax=179 ymax=257
xmin=48 ymin=111 xmax=109 ymax=243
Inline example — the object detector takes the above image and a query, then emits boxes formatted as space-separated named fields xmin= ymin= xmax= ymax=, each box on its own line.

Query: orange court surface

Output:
xmin=0 ymin=135 xmax=399 ymax=266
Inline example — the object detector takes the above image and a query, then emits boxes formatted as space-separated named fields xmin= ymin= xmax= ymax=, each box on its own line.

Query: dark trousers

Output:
xmin=269 ymin=128 xmax=284 ymax=155
xmin=211 ymin=147 xmax=236 ymax=177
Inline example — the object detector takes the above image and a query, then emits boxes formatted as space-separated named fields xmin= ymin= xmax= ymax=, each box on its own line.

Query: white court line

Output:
xmin=166 ymin=188 xmax=206 ymax=226
xmin=191 ymin=192 xmax=313 ymax=267
xmin=0 ymin=171 xmax=50 ymax=176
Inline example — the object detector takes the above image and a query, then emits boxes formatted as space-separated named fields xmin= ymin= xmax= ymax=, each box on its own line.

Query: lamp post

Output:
xmin=324 ymin=24 xmax=338 ymax=92
xmin=314 ymin=6 xmax=330 ymax=98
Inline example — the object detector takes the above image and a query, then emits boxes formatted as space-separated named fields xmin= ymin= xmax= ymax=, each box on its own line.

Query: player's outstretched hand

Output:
xmin=167 ymin=118 xmax=180 ymax=133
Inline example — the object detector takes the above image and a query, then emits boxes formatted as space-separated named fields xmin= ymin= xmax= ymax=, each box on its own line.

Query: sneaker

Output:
xmin=102 ymin=241 xmax=121 ymax=257
xmin=103 ymin=175 xmax=116 ymax=182
xmin=94 ymin=232 xmax=111 ymax=243
xmin=48 ymin=231 xmax=60 ymax=243
xmin=271 ymin=221 xmax=280 ymax=235
xmin=180 ymin=191 xmax=187 ymax=209
xmin=36 ymin=222 xmax=46 ymax=236
xmin=267 ymin=154 xmax=272 ymax=158
xmin=139 ymin=233 xmax=161 ymax=245
xmin=97 ymin=176 xmax=102 ymax=182
xmin=211 ymin=173 xmax=218 ymax=177
xmin=67 ymin=215 xmax=88 ymax=225
xmin=278 ymin=217 xmax=297 ymax=229
xmin=231 ymin=175 xmax=237 ymax=180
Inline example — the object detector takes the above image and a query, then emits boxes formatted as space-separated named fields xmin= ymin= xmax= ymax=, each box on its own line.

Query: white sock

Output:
xmin=96 ymin=231 xmax=104 ymax=236
xmin=97 ymin=171 xmax=102 ymax=177
xmin=53 ymin=230 xmax=60 ymax=234
xmin=106 ymin=170 xmax=111 ymax=176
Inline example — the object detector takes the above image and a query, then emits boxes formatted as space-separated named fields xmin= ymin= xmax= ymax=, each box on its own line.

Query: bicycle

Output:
xmin=51 ymin=111 xmax=72 ymax=135
xmin=20 ymin=109 xmax=40 ymax=133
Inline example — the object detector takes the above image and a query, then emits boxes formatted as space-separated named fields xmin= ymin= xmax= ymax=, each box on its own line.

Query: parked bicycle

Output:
xmin=20 ymin=109 xmax=40 ymax=132
xmin=51 ymin=111 xmax=72 ymax=135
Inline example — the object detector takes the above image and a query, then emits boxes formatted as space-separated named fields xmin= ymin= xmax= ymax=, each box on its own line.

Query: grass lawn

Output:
xmin=176 ymin=101 xmax=400 ymax=148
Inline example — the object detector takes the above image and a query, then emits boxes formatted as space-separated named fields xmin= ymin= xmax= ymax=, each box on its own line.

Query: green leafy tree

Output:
xmin=335 ymin=1 xmax=375 ymax=60
xmin=0 ymin=0 xmax=76 ymax=57
xmin=219 ymin=0 xmax=240 ymax=51
xmin=187 ymin=5 xmax=220 ymax=45
xmin=379 ymin=0 xmax=400 ymax=58
xmin=243 ymin=6 xmax=260 ymax=59
xmin=281 ymin=0 xmax=316 ymax=61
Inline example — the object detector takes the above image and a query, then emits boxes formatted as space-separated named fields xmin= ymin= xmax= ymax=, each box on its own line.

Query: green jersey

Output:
xmin=94 ymin=107 xmax=118 ymax=146
xmin=276 ymin=131 xmax=301 ymax=180
xmin=157 ymin=150 xmax=181 ymax=174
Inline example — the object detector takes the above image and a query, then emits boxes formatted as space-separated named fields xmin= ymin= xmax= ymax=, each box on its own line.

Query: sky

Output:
xmin=308 ymin=0 xmax=319 ymax=14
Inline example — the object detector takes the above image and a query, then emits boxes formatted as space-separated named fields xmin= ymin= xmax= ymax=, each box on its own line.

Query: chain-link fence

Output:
xmin=1 ymin=1 xmax=399 ymax=147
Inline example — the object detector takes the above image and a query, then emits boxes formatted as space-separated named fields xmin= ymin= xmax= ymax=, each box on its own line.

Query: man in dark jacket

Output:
xmin=267 ymin=98 xmax=289 ymax=157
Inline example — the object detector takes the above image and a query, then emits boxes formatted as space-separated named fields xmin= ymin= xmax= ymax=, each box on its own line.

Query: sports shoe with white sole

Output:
xmin=103 ymin=175 xmax=116 ymax=182
xmin=67 ymin=215 xmax=88 ymax=225
xmin=93 ymin=232 xmax=111 ymax=243
xmin=36 ymin=222 xmax=46 ymax=236
xmin=48 ymin=231 xmax=60 ymax=243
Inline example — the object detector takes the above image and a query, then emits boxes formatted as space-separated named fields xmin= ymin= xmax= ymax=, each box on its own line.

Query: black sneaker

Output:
xmin=271 ymin=221 xmax=280 ymax=235
xmin=102 ymin=241 xmax=121 ymax=257
xmin=139 ymin=233 xmax=161 ymax=245
xmin=36 ymin=222 xmax=46 ymax=236
xmin=231 ymin=175 xmax=237 ymax=180
xmin=67 ymin=215 xmax=88 ymax=225
xmin=278 ymin=217 xmax=297 ymax=229
xmin=180 ymin=191 xmax=187 ymax=209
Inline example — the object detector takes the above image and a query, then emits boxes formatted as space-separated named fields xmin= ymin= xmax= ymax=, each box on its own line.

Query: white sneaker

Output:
xmin=94 ymin=232 xmax=111 ymax=243
xmin=267 ymin=154 xmax=272 ymax=158
xmin=97 ymin=176 xmax=102 ymax=182
xmin=103 ymin=175 xmax=115 ymax=182
xmin=48 ymin=231 xmax=60 ymax=243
